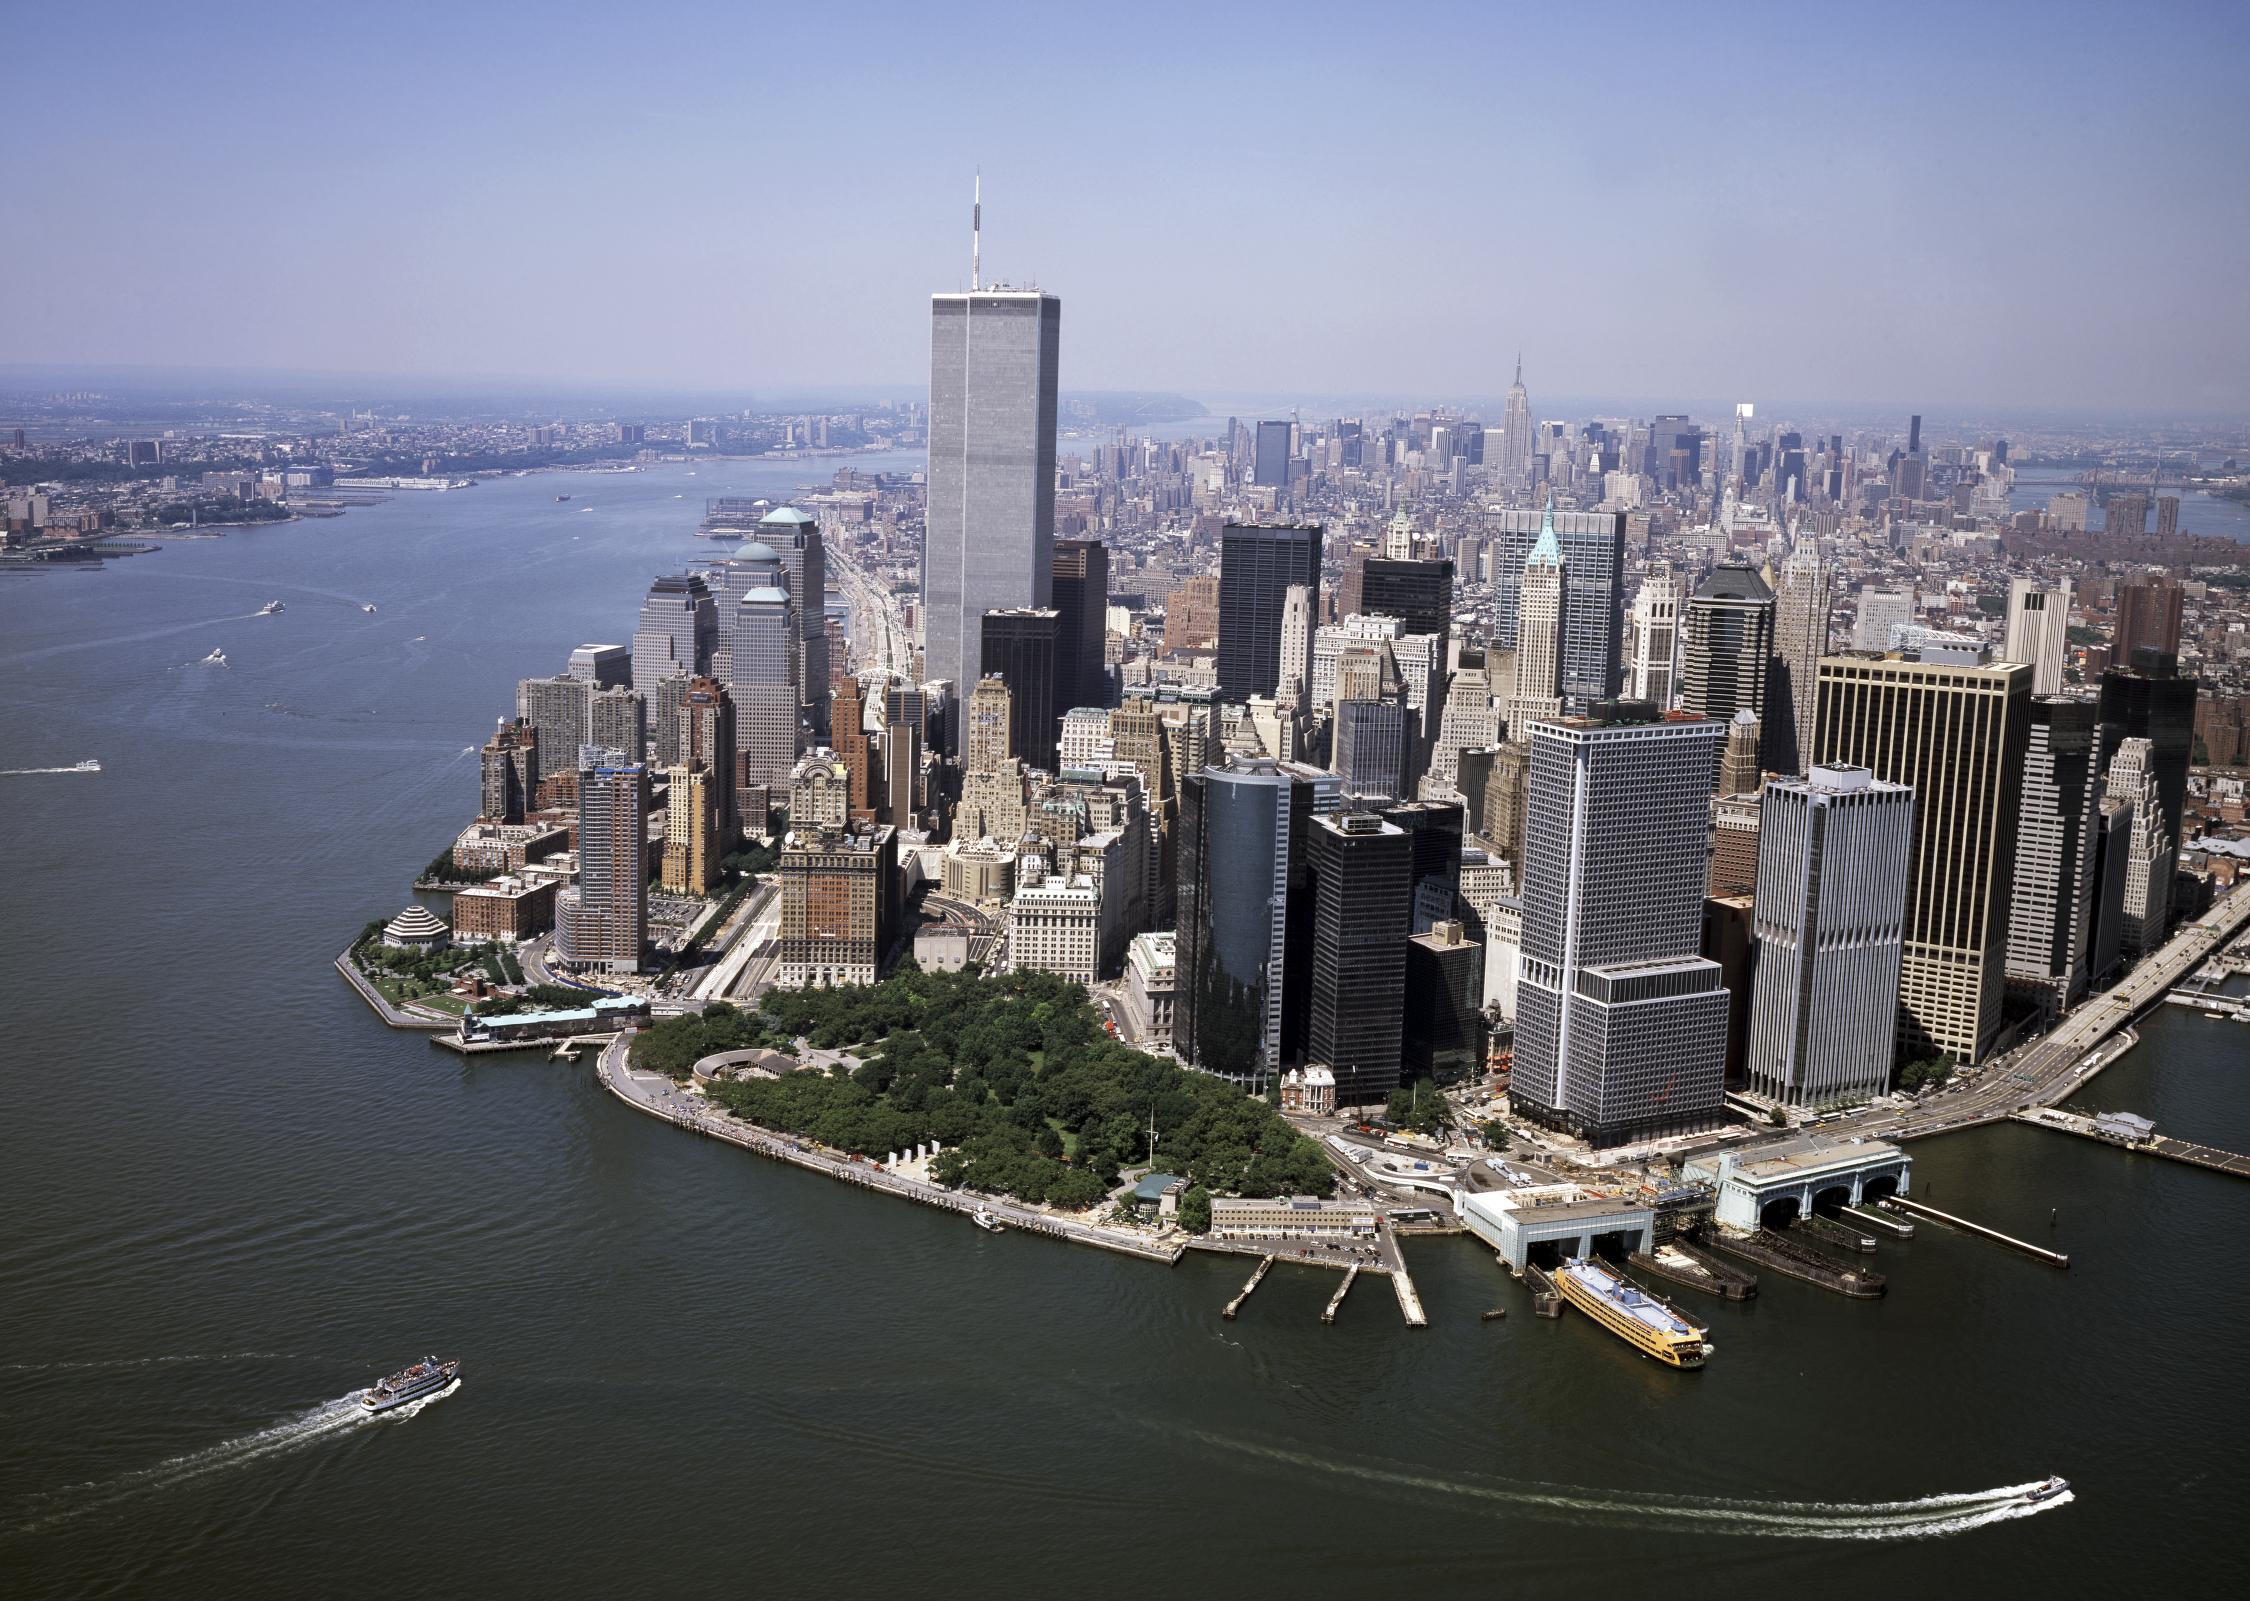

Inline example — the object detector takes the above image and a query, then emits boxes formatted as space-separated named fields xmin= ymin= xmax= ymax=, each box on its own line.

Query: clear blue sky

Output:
xmin=9 ymin=0 xmax=2246 ymax=412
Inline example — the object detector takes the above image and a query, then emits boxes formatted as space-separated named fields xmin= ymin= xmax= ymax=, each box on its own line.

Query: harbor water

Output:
xmin=2 ymin=463 xmax=2245 ymax=1599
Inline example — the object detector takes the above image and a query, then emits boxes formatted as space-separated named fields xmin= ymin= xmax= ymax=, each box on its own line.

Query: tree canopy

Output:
xmin=709 ymin=968 xmax=1334 ymax=1214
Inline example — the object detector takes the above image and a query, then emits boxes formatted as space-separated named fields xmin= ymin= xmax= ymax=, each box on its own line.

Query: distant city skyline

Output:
xmin=7 ymin=2 xmax=2248 ymax=413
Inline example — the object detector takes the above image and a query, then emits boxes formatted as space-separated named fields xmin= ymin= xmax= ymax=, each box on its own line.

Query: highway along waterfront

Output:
xmin=2 ymin=465 xmax=2245 ymax=1600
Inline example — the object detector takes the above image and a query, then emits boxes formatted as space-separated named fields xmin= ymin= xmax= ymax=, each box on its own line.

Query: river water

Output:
xmin=2 ymin=461 xmax=2244 ymax=1599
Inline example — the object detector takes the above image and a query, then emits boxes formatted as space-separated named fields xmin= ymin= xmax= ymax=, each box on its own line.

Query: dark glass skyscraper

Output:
xmin=1050 ymin=538 xmax=1110 ymax=713
xmin=1361 ymin=557 xmax=1454 ymax=650
xmin=1217 ymin=523 xmax=1322 ymax=703
xmin=1305 ymin=811 xmax=1411 ymax=1107
xmin=1252 ymin=421 xmax=1292 ymax=488
xmin=979 ymin=608 xmax=1061 ymax=772
xmin=1484 ymin=506 xmax=1625 ymax=706
xmin=2099 ymin=648 xmax=2197 ymax=916
xmin=1682 ymin=562 xmax=1776 ymax=738
xmin=1175 ymin=758 xmax=1312 ymax=1088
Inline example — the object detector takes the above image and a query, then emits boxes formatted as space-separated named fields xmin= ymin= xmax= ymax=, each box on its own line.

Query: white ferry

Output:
xmin=361 ymin=1355 xmax=460 ymax=1412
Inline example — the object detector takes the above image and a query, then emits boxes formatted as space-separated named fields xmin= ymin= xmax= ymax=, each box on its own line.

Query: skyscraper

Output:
xmin=2104 ymin=737 xmax=2173 ymax=956
xmin=556 ymin=751 xmax=647 ymax=973
xmin=567 ymin=643 xmax=631 ymax=688
xmin=587 ymin=683 xmax=647 ymax=765
xmin=1512 ymin=706 xmax=1730 ymax=1147
xmin=1498 ymin=356 xmax=1534 ymax=485
xmin=2006 ymin=695 xmax=2101 ymax=1009
xmin=1252 ymin=421 xmax=1293 ymax=489
xmin=516 ymin=673 xmax=591 ymax=777
xmin=1682 ymin=562 xmax=1776 ymax=748
xmin=1361 ymin=557 xmax=1454 ymax=653
xmin=679 ymin=675 xmax=738 ymax=845
xmin=1217 ymin=523 xmax=1323 ymax=703
xmin=757 ymin=506 xmax=829 ymax=736
xmin=1276 ymin=582 xmax=1315 ymax=701
xmin=1333 ymin=697 xmax=1408 ymax=805
xmin=1852 ymin=585 xmax=1916 ymax=651
xmin=1505 ymin=516 xmax=1565 ymax=733
xmin=2112 ymin=579 xmax=2184 ymax=671
xmin=727 ymin=583 xmax=800 ymax=787
xmin=479 ymin=718 xmax=538 ymax=823
xmin=1745 ymin=765 xmax=1913 ymax=1107
xmin=1814 ymin=648 xmax=2031 ymax=1063
xmin=2001 ymin=578 xmax=2072 ymax=696
xmin=1050 ymin=538 xmax=1110 ymax=713
xmin=1484 ymin=505 xmax=1625 ymax=706
xmin=2100 ymin=647 xmax=2196 ymax=925
xmin=1304 ymin=811 xmax=1411 ymax=1107
xmin=979 ymin=607 xmax=1061 ymax=772
xmin=1767 ymin=539 xmax=1831 ymax=774
xmin=1174 ymin=757 xmax=1312 ymax=1088
xmin=964 ymin=674 xmax=1013 ymax=777
xmin=1627 ymin=562 xmax=1682 ymax=708
xmin=830 ymin=674 xmax=876 ymax=823
xmin=630 ymin=573 xmax=717 ymax=691
xmin=925 ymin=285 xmax=1060 ymax=714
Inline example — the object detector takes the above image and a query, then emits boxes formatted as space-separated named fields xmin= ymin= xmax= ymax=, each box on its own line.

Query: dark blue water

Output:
xmin=2 ymin=462 xmax=2245 ymax=1599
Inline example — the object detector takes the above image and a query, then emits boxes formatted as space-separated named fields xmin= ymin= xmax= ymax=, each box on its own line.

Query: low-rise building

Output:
xmin=1208 ymin=1195 xmax=1379 ymax=1242
xmin=382 ymin=904 xmax=449 ymax=950
xmin=1278 ymin=1065 xmax=1336 ymax=1115
xmin=452 ymin=821 xmax=570 ymax=875
xmin=1459 ymin=1184 xmax=1654 ymax=1271
xmin=449 ymin=874 xmax=558 ymax=942
xmin=1122 ymin=930 xmax=1176 ymax=1049
xmin=1008 ymin=874 xmax=1101 ymax=984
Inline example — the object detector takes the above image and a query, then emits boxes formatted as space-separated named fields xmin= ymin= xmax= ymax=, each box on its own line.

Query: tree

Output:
xmin=1178 ymin=1185 xmax=1211 ymax=1234
xmin=1766 ymin=1105 xmax=1788 ymax=1128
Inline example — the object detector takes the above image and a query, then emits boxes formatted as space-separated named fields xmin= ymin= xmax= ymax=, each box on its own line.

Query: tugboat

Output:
xmin=971 ymin=1206 xmax=1006 ymax=1234
xmin=2025 ymin=1476 xmax=2070 ymax=1505
xmin=360 ymin=1355 xmax=460 ymax=1412
xmin=256 ymin=599 xmax=285 ymax=615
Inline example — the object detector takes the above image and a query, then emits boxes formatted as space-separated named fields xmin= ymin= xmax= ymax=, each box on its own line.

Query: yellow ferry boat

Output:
xmin=1553 ymin=1257 xmax=1710 ymax=1368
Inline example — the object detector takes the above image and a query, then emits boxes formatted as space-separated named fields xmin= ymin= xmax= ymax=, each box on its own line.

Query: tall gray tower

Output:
xmin=925 ymin=274 xmax=1060 ymax=721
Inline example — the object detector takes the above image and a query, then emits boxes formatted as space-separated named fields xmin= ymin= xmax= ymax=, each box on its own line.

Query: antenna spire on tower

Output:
xmin=972 ymin=170 xmax=982 ymax=292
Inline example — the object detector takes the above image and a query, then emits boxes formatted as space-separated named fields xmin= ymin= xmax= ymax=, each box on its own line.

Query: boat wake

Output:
xmin=1188 ymin=1431 xmax=2070 ymax=1540
xmin=9 ymin=1381 xmax=457 ymax=1536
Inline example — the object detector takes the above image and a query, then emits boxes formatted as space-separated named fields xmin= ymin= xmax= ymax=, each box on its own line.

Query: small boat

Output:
xmin=256 ymin=600 xmax=284 ymax=615
xmin=2025 ymin=1475 xmax=2069 ymax=1505
xmin=201 ymin=648 xmax=228 ymax=666
xmin=1480 ymin=1307 xmax=1508 ymax=1322
xmin=971 ymin=1206 xmax=1006 ymax=1233
xmin=360 ymin=1355 xmax=460 ymax=1412
xmin=556 ymin=493 xmax=572 ymax=502
xmin=362 ymin=603 xmax=378 ymax=614
xmin=73 ymin=758 xmax=101 ymax=773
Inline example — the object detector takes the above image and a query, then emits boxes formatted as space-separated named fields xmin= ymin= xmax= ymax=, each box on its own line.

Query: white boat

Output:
xmin=2024 ymin=1475 xmax=2069 ymax=1505
xmin=74 ymin=759 xmax=101 ymax=773
xmin=257 ymin=599 xmax=285 ymax=615
xmin=201 ymin=648 xmax=228 ymax=666
xmin=362 ymin=603 xmax=378 ymax=614
xmin=972 ymin=1206 xmax=1006 ymax=1233
xmin=360 ymin=1355 xmax=460 ymax=1412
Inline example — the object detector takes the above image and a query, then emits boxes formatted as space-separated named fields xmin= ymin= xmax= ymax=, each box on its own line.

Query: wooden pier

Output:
xmin=1881 ymin=1196 xmax=2069 ymax=1267
xmin=1223 ymin=1255 xmax=1274 ymax=1319
xmin=1388 ymin=1263 xmax=1428 ymax=1328
xmin=1322 ymin=1264 xmax=1359 ymax=1324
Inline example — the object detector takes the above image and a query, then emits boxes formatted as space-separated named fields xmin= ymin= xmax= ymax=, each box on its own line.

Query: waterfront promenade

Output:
xmin=594 ymin=1036 xmax=1185 ymax=1265
xmin=334 ymin=950 xmax=453 ymax=1031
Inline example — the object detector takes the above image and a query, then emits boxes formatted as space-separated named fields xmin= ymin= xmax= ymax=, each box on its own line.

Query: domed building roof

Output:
xmin=734 ymin=540 xmax=781 ymax=564
xmin=758 ymin=506 xmax=814 ymax=527
xmin=383 ymin=904 xmax=450 ymax=947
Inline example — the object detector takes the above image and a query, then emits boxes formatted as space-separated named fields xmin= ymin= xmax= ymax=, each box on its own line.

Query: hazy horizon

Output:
xmin=9 ymin=1 xmax=2247 ymax=414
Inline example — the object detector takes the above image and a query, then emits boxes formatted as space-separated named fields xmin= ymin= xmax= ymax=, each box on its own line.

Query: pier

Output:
xmin=1881 ymin=1195 xmax=2069 ymax=1267
xmin=1223 ymin=1256 xmax=1274 ymax=1320
xmin=1701 ymin=1229 xmax=1887 ymax=1297
xmin=1521 ymin=1262 xmax=1563 ymax=1317
xmin=2012 ymin=1108 xmax=2250 ymax=1180
xmin=1796 ymin=1213 xmax=1878 ymax=1254
xmin=1843 ymin=1204 xmax=1914 ymax=1238
xmin=1323 ymin=1264 xmax=1359 ymax=1324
